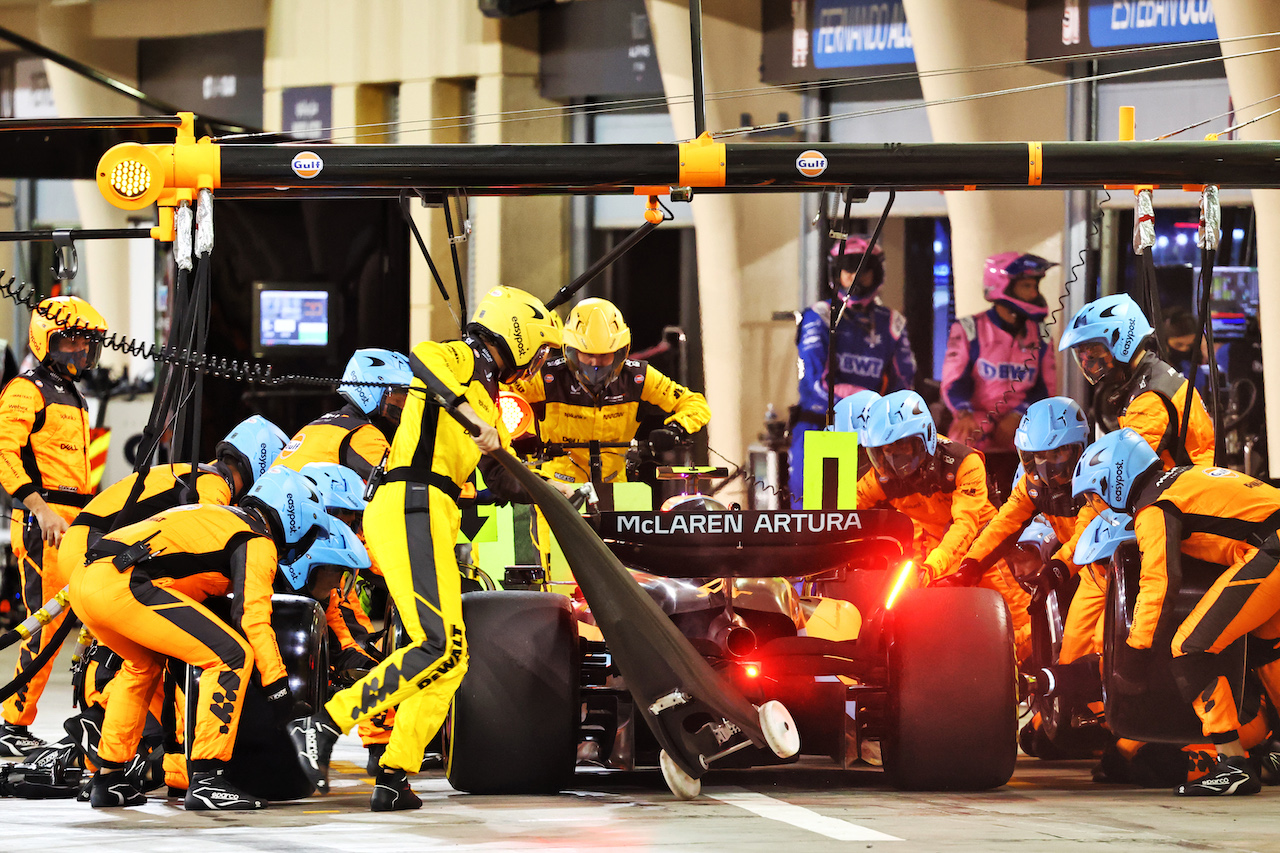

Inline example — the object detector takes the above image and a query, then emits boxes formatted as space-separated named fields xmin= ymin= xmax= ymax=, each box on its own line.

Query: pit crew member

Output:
xmin=791 ymin=238 xmax=914 ymax=507
xmin=941 ymin=253 xmax=1057 ymax=485
xmin=1059 ymin=293 xmax=1214 ymax=468
xmin=72 ymin=467 xmax=342 ymax=810
xmin=0 ymin=296 xmax=107 ymax=757
xmin=289 ymin=286 xmax=560 ymax=812
xmin=857 ymin=390 xmax=1032 ymax=659
xmin=1073 ymin=428 xmax=1280 ymax=796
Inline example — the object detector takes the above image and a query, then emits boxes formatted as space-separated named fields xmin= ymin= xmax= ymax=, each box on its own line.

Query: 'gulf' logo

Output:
xmin=796 ymin=150 xmax=828 ymax=178
xmin=292 ymin=151 xmax=324 ymax=179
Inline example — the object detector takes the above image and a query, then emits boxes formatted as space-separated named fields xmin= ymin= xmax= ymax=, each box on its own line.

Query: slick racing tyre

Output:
xmin=1102 ymin=543 xmax=1246 ymax=743
xmin=446 ymin=590 xmax=578 ymax=794
xmin=190 ymin=594 xmax=328 ymax=801
xmin=883 ymin=587 xmax=1017 ymax=791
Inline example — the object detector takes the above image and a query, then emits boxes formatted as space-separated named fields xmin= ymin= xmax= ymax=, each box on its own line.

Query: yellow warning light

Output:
xmin=97 ymin=143 xmax=166 ymax=210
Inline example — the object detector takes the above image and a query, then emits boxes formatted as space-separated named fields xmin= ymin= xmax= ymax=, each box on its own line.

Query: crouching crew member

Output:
xmin=954 ymin=397 xmax=1098 ymax=661
xmin=290 ymin=286 xmax=561 ymax=812
xmin=1073 ymin=428 xmax=1280 ymax=796
xmin=0 ymin=296 xmax=107 ymax=757
xmin=71 ymin=467 xmax=335 ymax=810
xmin=858 ymin=390 xmax=1033 ymax=659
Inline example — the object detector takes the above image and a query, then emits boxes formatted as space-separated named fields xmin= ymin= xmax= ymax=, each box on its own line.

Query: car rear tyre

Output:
xmin=883 ymin=587 xmax=1017 ymax=791
xmin=446 ymin=590 xmax=579 ymax=794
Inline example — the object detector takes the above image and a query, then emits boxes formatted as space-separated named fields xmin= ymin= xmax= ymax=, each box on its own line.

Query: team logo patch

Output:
xmin=544 ymin=373 xmax=553 ymax=383
xmin=796 ymin=150 xmax=828 ymax=178
xmin=1204 ymin=467 xmax=1238 ymax=478
xmin=634 ymin=374 xmax=644 ymax=384
xmin=291 ymin=151 xmax=324 ymax=179
xmin=279 ymin=435 xmax=303 ymax=459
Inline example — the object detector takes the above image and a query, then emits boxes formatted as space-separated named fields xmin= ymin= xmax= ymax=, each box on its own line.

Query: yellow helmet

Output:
xmin=563 ymin=298 xmax=631 ymax=391
xmin=468 ymin=286 xmax=561 ymax=382
xmin=29 ymin=295 xmax=108 ymax=380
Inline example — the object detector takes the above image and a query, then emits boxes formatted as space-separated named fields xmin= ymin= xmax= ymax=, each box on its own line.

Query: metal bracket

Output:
xmin=51 ymin=230 xmax=77 ymax=281
xmin=648 ymin=690 xmax=691 ymax=715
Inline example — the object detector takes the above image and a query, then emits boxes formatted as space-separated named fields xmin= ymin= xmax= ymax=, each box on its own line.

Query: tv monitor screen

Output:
xmin=258 ymin=289 xmax=329 ymax=349
xmin=1194 ymin=266 xmax=1258 ymax=341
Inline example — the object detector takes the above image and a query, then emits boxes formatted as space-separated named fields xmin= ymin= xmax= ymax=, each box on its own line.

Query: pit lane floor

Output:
xmin=3 ymin=645 xmax=1278 ymax=852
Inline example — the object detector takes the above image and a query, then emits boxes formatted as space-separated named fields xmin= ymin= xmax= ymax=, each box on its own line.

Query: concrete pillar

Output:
xmin=1213 ymin=4 xmax=1280 ymax=475
xmin=901 ymin=0 xmax=1067 ymax=328
xmin=28 ymin=4 xmax=141 ymax=371
xmin=647 ymin=0 xmax=803 ymax=500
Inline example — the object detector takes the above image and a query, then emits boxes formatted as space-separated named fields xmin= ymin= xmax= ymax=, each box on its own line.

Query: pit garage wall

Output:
xmin=263 ymin=0 xmax=570 ymax=346
xmin=1215 ymin=4 xmax=1280 ymax=477
xmin=647 ymin=0 xmax=804 ymax=505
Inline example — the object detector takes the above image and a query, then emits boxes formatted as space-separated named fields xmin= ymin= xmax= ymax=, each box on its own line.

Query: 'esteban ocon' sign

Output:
xmin=609 ymin=510 xmax=864 ymax=537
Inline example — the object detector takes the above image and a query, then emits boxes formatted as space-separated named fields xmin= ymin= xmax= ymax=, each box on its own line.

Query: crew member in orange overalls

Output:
xmin=858 ymin=390 xmax=1032 ymax=660
xmin=71 ymin=467 xmax=343 ymax=810
xmin=1074 ymin=428 xmax=1280 ymax=796
xmin=0 ymin=296 xmax=107 ymax=757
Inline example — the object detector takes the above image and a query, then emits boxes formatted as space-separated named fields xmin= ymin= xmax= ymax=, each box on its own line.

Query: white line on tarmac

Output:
xmin=709 ymin=790 xmax=902 ymax=842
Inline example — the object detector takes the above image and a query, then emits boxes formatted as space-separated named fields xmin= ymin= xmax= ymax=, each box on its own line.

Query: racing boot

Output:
xmin=1175 ymin=755 xmax=1261 ymax=796
xmin=288 ymin=711 xmax=340 ymax=794
xmin=88 ymin=770 xmax=147 ymax=807
xmin=185 ymin=766 xmax=265 ymax=811
xmin=1248 ymin=739 xmax=1280 ymax=785
xmin=365 ymin=742 xmax=386 ymax=777
xmin=0 ymin=723 xmax=45 ymax=757
xmin=370 ymin=767 xmax=423 ymax=812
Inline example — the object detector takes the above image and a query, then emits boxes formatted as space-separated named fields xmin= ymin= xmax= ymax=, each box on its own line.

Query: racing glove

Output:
xmin=1113 ymin=646 xmax=1154 ymax=696
xmin=648 ymin=423 xmax=689 ymax=454
xmin=1029 ymin=559 xmax=1072 ymax=606
xmin=933 ymin=558 xmax=984 ymax=588
xmin=263 ymin=678 xmax=300 ymax=727
xmin=331 ymin=646 xmax=378 ymax=674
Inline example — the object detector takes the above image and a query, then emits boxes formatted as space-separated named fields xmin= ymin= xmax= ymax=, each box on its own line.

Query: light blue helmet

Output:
xmin=338 ymin=348 xmax=412 ymax=415
xmin=862 ymin=390 xmax=937 ymax=479
xmin=1018 ymin=514 xmax=1057 ymax=549
xmin=832 ymin=389 xmax=881 ymax=437
xmin=216 ymin=415 xmax=289 ymax=490
xmin=299 ymin=462 xmax=368 ymax=513
xmin=278 ymin=515 xmax=370 ymax=593
xmin=1015 ymin=397 xmax=1089 ymax=453
xmin=1071 ymin=428 xmax=1160 ymax=512
xmin=242 ymin=466 xmax=330 ymax=560
xmin=1058 ymin=294 xmax=1154 ymax=384
xmin=1015 ymin=397 xmax=1090 ymax=507
xmin=1073 ymin=508 xmax=1137 ymax=565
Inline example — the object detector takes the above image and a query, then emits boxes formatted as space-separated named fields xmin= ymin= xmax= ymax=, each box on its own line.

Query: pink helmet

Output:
xmin=828 ymin=236 xmax=886 ymax=306
xmin=982 ymin=252 xmax=1056 ymax=320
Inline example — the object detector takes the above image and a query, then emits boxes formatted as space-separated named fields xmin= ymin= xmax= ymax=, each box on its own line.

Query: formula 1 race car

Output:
xmin=443 ymin=466 xmax=1019 ymax=796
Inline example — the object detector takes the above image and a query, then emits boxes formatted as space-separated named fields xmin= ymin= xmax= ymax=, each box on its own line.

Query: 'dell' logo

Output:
xmin=292 ymin=151 xmax=324 ymax=179
xmin=796 ymin=150 xmax=828 ymax=178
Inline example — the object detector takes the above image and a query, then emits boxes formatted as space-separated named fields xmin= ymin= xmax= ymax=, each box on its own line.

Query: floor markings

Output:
xmin=710 ymin=790 xmax=902 ymax=842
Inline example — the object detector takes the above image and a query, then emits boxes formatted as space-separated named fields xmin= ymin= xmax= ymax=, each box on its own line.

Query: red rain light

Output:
xmin=498 ymin=390 xmax=535 ymax=438
xmin=743 ymin=664 xmax=760 ymax=679
xmin=884 ymin=560 xmax=914 ymax=610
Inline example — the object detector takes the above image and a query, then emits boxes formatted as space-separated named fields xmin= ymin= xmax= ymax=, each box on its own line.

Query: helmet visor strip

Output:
xmin=867 ymin=435 xmax=927 ymax=479
xmin=1071 ymin=342 xmax=1114 ymax=385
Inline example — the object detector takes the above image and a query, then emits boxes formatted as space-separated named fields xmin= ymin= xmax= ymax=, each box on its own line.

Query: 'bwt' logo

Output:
xmin=292 ymin=151 xmax=324 ymax=179
xmin=796 ymin=150 xmax=828 ymax=178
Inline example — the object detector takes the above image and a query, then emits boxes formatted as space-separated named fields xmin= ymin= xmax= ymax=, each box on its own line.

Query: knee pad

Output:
xmin=1169 ymin=651 xmax=1225 ymax=705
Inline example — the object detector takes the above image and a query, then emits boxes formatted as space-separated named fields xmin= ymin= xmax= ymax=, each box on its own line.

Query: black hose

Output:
xmin=0 ymin=610 xmax=78 ymax=703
